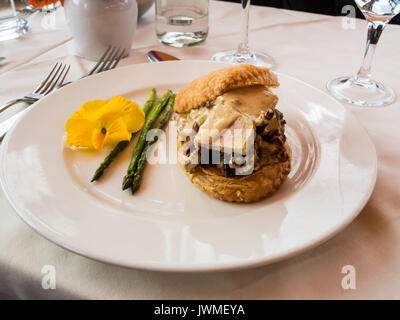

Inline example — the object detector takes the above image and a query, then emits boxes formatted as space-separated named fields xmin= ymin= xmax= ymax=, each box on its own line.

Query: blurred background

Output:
xmin=2 ymin=0 xmax=399 ymax=25
xmin=218 ymin=0 xmax=400 ymax=24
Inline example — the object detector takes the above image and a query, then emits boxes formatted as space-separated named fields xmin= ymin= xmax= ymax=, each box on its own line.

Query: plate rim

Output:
xmin=0 ymin=60 xmax=378 ymax=272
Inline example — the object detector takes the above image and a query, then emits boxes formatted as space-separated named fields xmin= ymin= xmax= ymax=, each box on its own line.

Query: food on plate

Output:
xmin=122 ymin=90 xmax=174 ymax=191
xmin=65 ymin=89 xmax=175 ymax=194
xmin=91 ymin=88 xmax=157 ymax=182
xmin=175 ymin=64 xmax=291 ymax=203
xmin=65 ymin=96 xmax=145 ymax=151
xmin=130 ymin=95 xmax=175 ymax=194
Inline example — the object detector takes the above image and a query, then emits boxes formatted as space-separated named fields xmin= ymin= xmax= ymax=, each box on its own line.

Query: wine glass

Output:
xmin=327 ymin=0 xmax=400 ymax=107
xmin=211 ymin=0 xmax=276 ymax=68
xmin=0 ymin=0 xmax=28 ymax=42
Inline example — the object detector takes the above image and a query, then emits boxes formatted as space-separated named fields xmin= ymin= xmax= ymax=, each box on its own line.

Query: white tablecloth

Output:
xmin=1 ymin=1 xmax=400 ymax=299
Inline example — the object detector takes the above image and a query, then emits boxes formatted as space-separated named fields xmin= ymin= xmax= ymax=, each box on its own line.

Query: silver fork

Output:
xmin=61 ymin=46 xmax=125 ymax=87
xmin=0 ymin=47 xmax=124 ymax=141
xmin=0 ymin=47 xmax=124 ymax=114
xmin=0 ymin=63 xmax=70 ymax=115
xmin=87 ymin=46 xmax=126 ymax=75
xmin=0 ymin=63 xmax=70 ymax=142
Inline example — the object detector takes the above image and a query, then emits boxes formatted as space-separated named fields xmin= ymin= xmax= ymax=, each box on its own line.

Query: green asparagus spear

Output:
xmin=142 ymin=88 xmax=157 ymax=116
xmin=122 ymin=90 xmax=172 ymax=190
xmin=131 ymin=95 xmax=175 ymax=194
xmin=90 ymin=88 xmax=156 ymax=182
xmin=90 ymin=140 xmax=130 ymax=182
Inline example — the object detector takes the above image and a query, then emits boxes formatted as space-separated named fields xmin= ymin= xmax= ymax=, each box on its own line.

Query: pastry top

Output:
xmin=174 ymin=64 xmax=279 ymax=114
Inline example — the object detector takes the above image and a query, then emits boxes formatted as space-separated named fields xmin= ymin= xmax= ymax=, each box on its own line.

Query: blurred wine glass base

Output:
xmin=327 ymin=76 xmax=395 ymax=107
xmin=211 ymin=50 xmax=276 ymax=69
xmin=0 ymin=16 xmax=28 ymax=42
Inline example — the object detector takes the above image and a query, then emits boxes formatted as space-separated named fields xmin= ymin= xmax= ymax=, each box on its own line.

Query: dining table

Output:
xmin=0 ymin=0 xmax=399 ymax=300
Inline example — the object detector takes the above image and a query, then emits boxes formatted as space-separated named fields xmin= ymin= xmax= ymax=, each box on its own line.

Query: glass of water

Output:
xmin=327 ymin=0 xmax=400 ymax=107
xmin=155 ymin=0 xmax=209 ymax=47
xmin=0 ymin=0 xmax=28 ymax=42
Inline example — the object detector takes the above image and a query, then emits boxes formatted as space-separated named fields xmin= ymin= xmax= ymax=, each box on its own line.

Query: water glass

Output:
xmin=0 ymin=0 xmax=28 ymax=42
xmin=155 ymin=0 xmax=209 ymax=47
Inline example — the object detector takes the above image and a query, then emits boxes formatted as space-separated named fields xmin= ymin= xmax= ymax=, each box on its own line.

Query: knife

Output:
xmin=147 ymin=50 xmax=180 ymax=62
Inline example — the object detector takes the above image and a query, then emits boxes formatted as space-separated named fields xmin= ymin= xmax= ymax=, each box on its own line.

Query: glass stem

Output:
xmin=10 ymin=0 xmax=17 ymax=17
xmin=356 ymin=21 xmax=386 ymax=82
xmin=237 ymin=0 xmax=251 ymax=56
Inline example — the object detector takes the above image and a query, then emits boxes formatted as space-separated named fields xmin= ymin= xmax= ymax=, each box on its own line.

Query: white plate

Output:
xmin=0 ymin=61 xmax=377 ymax=272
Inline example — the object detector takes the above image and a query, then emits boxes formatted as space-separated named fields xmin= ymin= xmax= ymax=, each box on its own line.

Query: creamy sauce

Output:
xmin=212 ymin=117 xmax=254 ymax=153
xmin=179 ymin=85 xmax=285 ymax=173
xmin=181 ymin=85 xmax=278 ymax=155
xmin=221 ymin=85 xmax=278 ymax=118
xmin=197 ymin=102 xmax=241 ymax=145
xmin=193 ymin=85 xmax=276 ymax=148
xmin=203 ymin=103 xmax=241 ymax=132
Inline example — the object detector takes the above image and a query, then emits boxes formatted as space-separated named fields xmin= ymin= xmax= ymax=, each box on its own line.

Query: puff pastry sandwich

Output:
xmin=175 ymin=64 xmax=291 ymax=203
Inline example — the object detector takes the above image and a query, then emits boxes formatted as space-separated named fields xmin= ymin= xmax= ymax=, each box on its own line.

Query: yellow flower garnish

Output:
xmin=65 ymin=96 xmax=145 ymax=151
